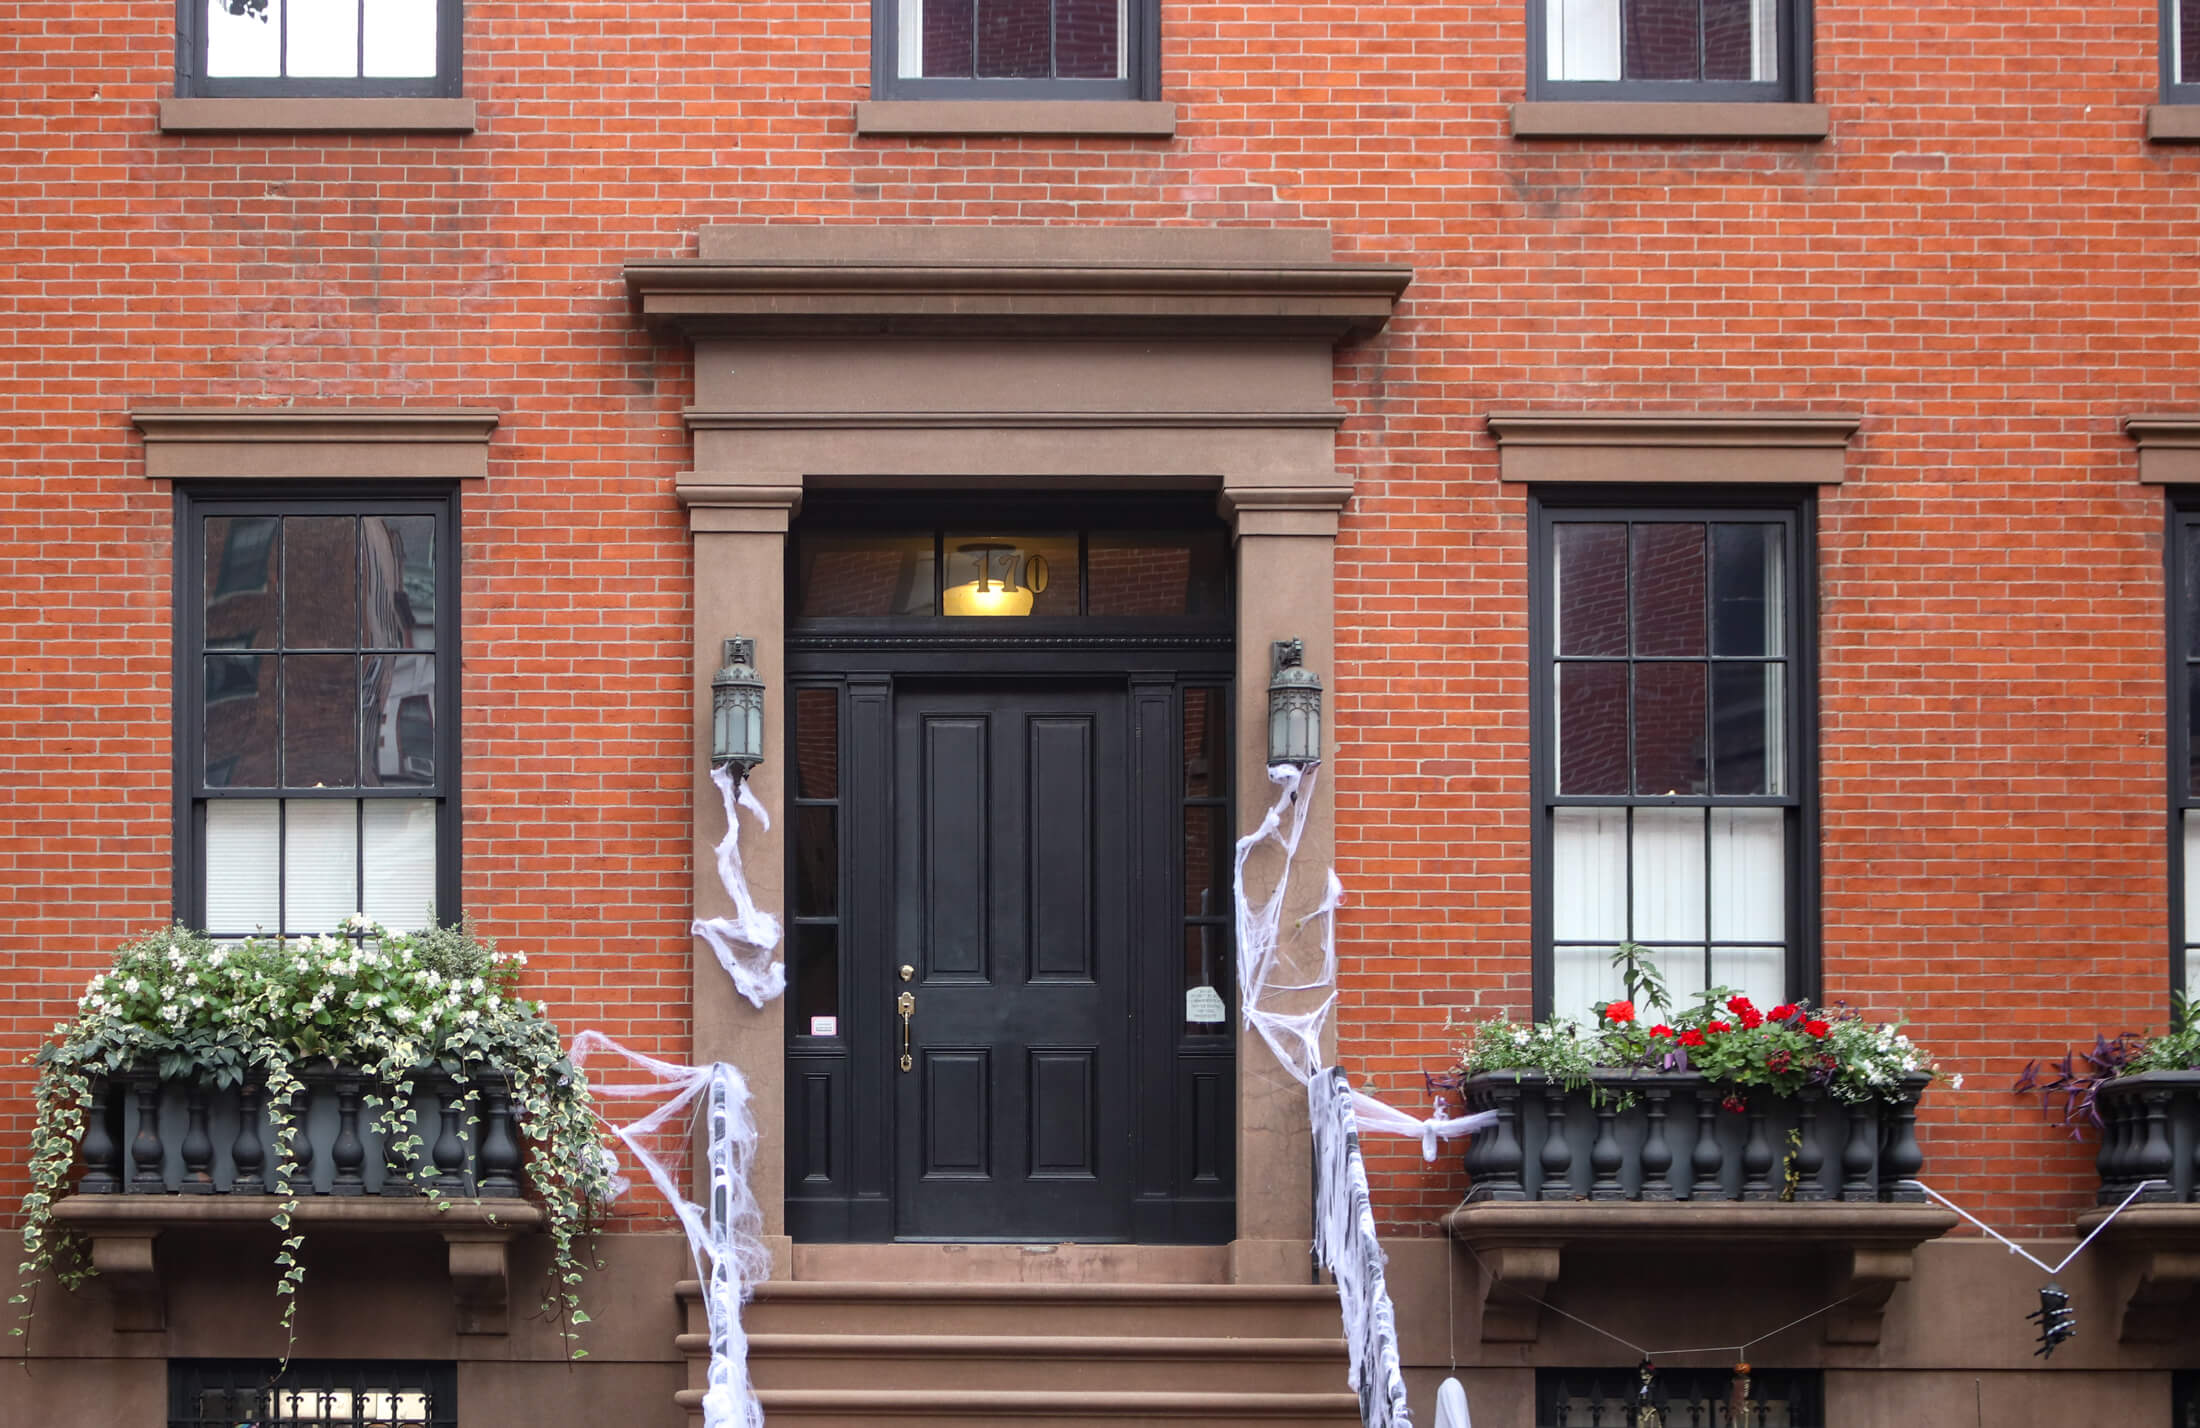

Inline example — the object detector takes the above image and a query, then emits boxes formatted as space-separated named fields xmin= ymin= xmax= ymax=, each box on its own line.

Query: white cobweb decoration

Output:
xmin=694 ymin=764 xmax=785 ymax=1009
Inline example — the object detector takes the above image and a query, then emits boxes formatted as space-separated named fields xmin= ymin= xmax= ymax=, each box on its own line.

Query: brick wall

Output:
xmin=3 ymin=0 xmax=2195 ymax=1240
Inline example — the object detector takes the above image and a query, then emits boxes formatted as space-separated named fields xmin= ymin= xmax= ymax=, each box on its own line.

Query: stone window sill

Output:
xmin=1511 ymin=100 xmax=1830 ymax=140
xmin=2148 ymin=105 xmax=2200 ymax=143
xmin=159 ymin=97 xmax=477 ymax=134
xmin=854 ymin=100 xmax=1176 ymax=138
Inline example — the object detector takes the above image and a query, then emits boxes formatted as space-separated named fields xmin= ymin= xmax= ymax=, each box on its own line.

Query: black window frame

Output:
xmin=175 ymin=0 xmax=465 ymax=100
xmin=169 ymin=1360 xmax=457 ymax=1428
xmin=1528 ymin=487 xmax=1820 ymax=1021
xmin=174 ymin=484 xmax=462 ymax=939
xmin=1535 ymin=1365 xmax=1823 ymax=1427
xmin=1526 ymin=0 xmax=1813 ymax=104
xmin=2168 ymin=0 xmax=2200 ymax=105
xmin=871 ymin=0 xmax=1161 ymax=102
xmin=2169 ymin=498 xmax=2200 ymax=1002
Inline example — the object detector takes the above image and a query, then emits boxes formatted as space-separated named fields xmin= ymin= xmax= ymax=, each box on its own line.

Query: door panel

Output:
xmin=892 ymin=685 xmax=1132 ymax=1240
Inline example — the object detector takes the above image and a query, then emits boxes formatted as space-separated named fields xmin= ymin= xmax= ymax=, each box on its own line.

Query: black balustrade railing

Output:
xmin=73 ymin=1065 xmax=523 ymax=1199
xmin=1458 ymin=1071 xmax=1930 ymax=1204
xmin=2092 ymin=1071 xmax=2200 ymax=1205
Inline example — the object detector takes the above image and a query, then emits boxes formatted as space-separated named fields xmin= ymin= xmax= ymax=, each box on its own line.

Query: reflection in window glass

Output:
xmin=1088 ymin=530 xmax=1228 ymax=617
xmin=797 ymin=534 xmax=935 ymax=618
xmin=1544 ymin=0 xmax=1778 ymax=84
xmin=2181 ymin=0 xmax=2199 ymax=88
xmin=901 ymin=0 xmax=1124 ymax=80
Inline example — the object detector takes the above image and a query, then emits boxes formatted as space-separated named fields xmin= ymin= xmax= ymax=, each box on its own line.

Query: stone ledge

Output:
xmin=1511 ymin=100 xmax=1830 ymax=140
xmin=2072 ymin=1203 xmax=2200 ymax=1341
xmin=52 ymin=1194 xmax=541 ymax=1334
xmin=159 ymin=97 xmax=477 ymax=133
xmin=2146 ymin=105 xmax=2200 ymax=142
xmin=1443 ymin=1201 xmax=1957 ymax=1346
xmin=855 ymin=100 xmax=1177 ymax=138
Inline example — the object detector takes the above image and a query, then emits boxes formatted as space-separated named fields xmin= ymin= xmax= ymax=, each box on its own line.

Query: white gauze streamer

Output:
xmin=571 ymin=1032 xmax=771 ymax=1428
xmin=1311 ymin=1067 xmax=1414 ymax=1428
xmin=694 ymin=765 xmax=786 ymax=1009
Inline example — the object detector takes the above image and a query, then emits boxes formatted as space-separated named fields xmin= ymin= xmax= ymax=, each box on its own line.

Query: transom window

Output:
xmin=795 ymin=526 xmax=1228 ymax=620
xmin=181 ymin=0 xmax=462 ymax=98
xmin=2171 ymin=0 xmax=2200 ymax=103
xmin=179 ymin=490 xmax=458 ymax=939
xmin=1531 ymin=0 xmax=1808 ymax=102
xmin=1532 ymin=495 xmax=1814 ymax=1021
xmin=874 ymin=0 xmax=1158 ymax=100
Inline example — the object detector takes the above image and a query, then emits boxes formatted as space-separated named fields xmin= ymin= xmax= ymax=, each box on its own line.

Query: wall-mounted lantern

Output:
xmin=710 ymin=636 xmax=765 ymax=779
xmin=1267 ymin=638 xmax=1323 ymax=769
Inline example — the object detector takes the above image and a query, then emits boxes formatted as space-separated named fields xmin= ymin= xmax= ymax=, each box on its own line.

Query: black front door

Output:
xmin=890 ymin=684 xmax=1133 ymax=1240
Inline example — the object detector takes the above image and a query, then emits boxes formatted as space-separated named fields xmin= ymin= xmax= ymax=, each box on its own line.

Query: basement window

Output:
xmin=1537 ymin=1366 xmax=1822 ymax=1427
xmin=169 ymin=1361 xmax=457 ymax=1428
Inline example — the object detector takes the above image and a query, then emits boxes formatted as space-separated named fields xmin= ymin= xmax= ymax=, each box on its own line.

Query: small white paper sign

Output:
xmin=809 ymin=1016 xmax=838 ymax=1037
xmin=1185 ymin=986 xmax=1227 ymax=1023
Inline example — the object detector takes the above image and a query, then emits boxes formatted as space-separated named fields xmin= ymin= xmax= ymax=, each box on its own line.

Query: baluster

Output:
xmin=1839 ymin=1103 xmax=1877 ymax=1201
xmin=231 ymin=1085 xmax=266 ymax=1194
xmin=1538 ymin=1082 xmax=1574 ymax=1200
xmin=77 ymin=1078 xmax=121 ymax=1194
xmin=284 ymin=1085 xmax=316 ymax=1194
xmin=129 ymin=1074 xmax=167 ymax=1194
xmin=1740 ymin=1095 xmax=1776 ymax=1200
xmin=1588 ymin=1094 xmax=1624 ymax=1201
xmin=1479 ymin=1084 xmax=1527 ymax=1201
xmin=433 ymin=1077 xmax=470 ymax=1194
xmin=330 ymin=1071 xmax=367 ymax=1196
xmin=179 ymin=1087 xmax=215 ymax=1195
xmin=2185 ymin=1086 xmax=2200 ymax=1204
xmin=1793 ymin=1088 xmax=1828 ymax=1201
xmin=2138 ymin=1089 xmax=2176 ymax=1203
xmin=477 ymin=1072 xmax=523 ymax=1196
xmin=2098 ymin=1091 xmax=2134 ymax=1204
xmin=1691 ymin=1087 xmax=1723 ymax=1200
xmin=1880 ymin=1078 xmax=1927 ymax=1201
xmin=1640 ymin=1087 xmax=1674 ymax=1201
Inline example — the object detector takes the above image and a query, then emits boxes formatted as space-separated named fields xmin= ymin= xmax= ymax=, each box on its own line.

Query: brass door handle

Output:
xmin=897 ymin=991 xmax=915 ymax=1073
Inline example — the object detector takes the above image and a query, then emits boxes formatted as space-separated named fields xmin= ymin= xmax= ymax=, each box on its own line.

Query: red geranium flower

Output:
xmin=1707 ymin=1020 xmax=1733 ymax=1035
xmin=1678 ymin=1029 xmax=1707 ymax=1048
xmin=1726 ymin=995 xmax=1757 ymax=1016
xmin=1721 ymin=1094 xmax=1748 ymax=1114
xmin=1603 ymin=1000 xmax=1636 ymax=1025
xmin=1770 ymin=1003 xmax=1800 ymax=1021
xmin=1649 ymin=1024 xmax=1675 ymax=1038
xmin=1805 ymin=1018 xmax=1832 ymax=1038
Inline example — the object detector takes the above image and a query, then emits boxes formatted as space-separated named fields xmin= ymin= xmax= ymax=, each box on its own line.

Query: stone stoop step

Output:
xmin=672 ymin=1280 xmax=1362 ymax=1426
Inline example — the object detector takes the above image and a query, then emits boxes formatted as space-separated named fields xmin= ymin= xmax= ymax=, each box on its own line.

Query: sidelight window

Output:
xmin=873 ymin=0 xmax=1159 ymax=100
xmin=179 ymin=491 xmax=458 ymax=939
xmin=1532 ymin=495 xmax=1814 ymax=1020
xmin=179 ymin=0 xmax=463 ymax=99
xmin=1531 ymin=0 xmax=1809 ymax=102
xmin=2172 ymin=503 xmax=2200 ymax=999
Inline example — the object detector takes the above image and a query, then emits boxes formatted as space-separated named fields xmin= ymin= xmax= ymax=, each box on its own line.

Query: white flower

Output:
xmin=391 ymin=1006 xmax=414 ymax=1023
xmin=469 ymin=977 xmax=485 ymax=994
xmin=461 ymin=1008 xmax=481 ymax=1025
xmin=190 ymin=995 xmax=206 ymax=1009
xmin=1951 ymin=1073 xmax=1966 ymax=1090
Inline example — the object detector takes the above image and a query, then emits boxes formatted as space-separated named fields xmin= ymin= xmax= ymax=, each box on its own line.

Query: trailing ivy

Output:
xmin=13 ymin=921 xmax=612 ymax=1355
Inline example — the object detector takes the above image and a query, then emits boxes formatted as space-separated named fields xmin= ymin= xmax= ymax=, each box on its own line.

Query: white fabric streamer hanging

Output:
xmin=1311 ymin=1067 xmax=1415 ymax=1428
xmin=571 ymin=1033 xmax=772 ymax=1428
xmin=693 ymin=765 xmax=786 ymax=1009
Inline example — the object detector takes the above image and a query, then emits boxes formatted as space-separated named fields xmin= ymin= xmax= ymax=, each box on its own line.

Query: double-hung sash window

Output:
xmin=1530 ymin=0 xmax=1809 ymax=102
xmin=1532 ymin=496 xmax=1814 ymax=1021
xmin=179 ymin=0 xmax=463 ymax=98
xmin=2172 ymin=504 xmax=2200 ymax=998
xmin=874 ymin=0 xmax=1158 ymax=100
xmin=2170 ymin=1 xmax=2200 ymax=103
xmin=179 ymin=490 xmax=458 ymax=939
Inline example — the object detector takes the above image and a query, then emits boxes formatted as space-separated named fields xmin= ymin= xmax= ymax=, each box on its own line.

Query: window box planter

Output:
xmin=1445 ymin=1070 xmax=1953 ymax=1345
xmin=2070 ymin=1071 xmax=2200 ymax=1341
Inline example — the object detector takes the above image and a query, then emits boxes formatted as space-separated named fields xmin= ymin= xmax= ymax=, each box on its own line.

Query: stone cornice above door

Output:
xmin=624 ymin=225 xmax=1410 ymax=344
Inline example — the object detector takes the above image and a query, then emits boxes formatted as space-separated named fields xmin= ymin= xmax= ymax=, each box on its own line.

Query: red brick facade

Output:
xmin=4 ymin=0 xmax=2196 ymax=1266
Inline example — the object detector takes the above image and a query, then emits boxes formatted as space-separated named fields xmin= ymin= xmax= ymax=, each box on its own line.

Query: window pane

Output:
xmin=977 ymin=0 xmax=1052 ymax=77
xmin=1623 ymin=0 xmax=1703 ymax=80
xmin=206 ymin=0 xmax=282 ymax=76
xmin=205 ymin=654 xmax=278 ymax=787
xmin=2181 ymin=0 xmax=2198 ymax=87
xmin=287 ymin=0 xmax=362 ymax=76
xmin=1557 ymin=661 xmax=1629 ymax=795
xmin=1183 ymin=924 xmax=1228 ymax=1028
xmin=363 ymin=653 xmax=436 ymax=786
xmin=205 ymin=799 xmax=281 ymax=933
xmin=1701 ymin=0 xmax=1754 ymax=79
xmin=2189 ymin=663 xmax=2200 ymax=798
xmin=917 ymin=0 xmax=975 ymax=77
xmin=1184 ymin=806 xmax=1224 ymax=917
xmin=942 ymin=532 xmax=1077 ymax=617
xmin=1055 ymin=0 xmax=1121 ymax=78
xmin=795 ymin=924 xmax=839 ymax=1029
xmin=1631 ymin=807 xmax=1705 ymax=941
xmin=2186 ymin=523 xmax=2200 ymax=659
xmin=797 ymin=533 xmax=935 ymax=617
xmin=1183 ymin=688 xmax=1223 ymax=798
xmin=363 ymin=516 xmax=435 ymax=650
xmin=1631 ymin=523 xmax=1706 ymax=656
xmin=1546 ymin=0 xmax=1620 ymax=81
xmin=285 ymin=516 xmax=358 ymax=648
xmin=1710 ymin=944 xmax=1784 ymax=1008
xmin=1552 ymin=807 xmax=1626 ymax=941
xmin=1709 ymin=807 xmax=1783 ymax=942
xmin=1551 ymin=944 xmax=1620 ymax=1021
xmin=285 ymin=799 xmax=359 ymax=934
xmin=794 ymin=688 xmax=840 ymax=800
xmin=362 ymin=799 xmax=437 ymax=930
xmin=1711 ymin=523 xmax=1783 ymax=656
xmin=362 ymin=0 xmax=439 ymax=77
xmin=1088 ymin=531 xmax=1228 ymax=617
xmin=205 ymin=516 xmax=279 ymax=647
xmin=2187 ymin=810 xmax=2200 ymax=963
xmin=794 ymin=806 xmax=838 ymax=916
xmin=1711 ymin=661 xmax=1781 ymax=796
xmin=1633 ymin=662 xmax=1707 ymax=796
xmin=1554 ymin=523 xmax=1628 ymax=656
xmin=285 ymin=654 xmax=359 ymax=788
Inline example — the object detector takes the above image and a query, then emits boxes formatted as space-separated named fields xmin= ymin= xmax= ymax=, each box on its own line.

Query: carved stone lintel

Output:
xmin=1471 ymin=1243 xmax=1561 ymax=1343
xmin=89 ymin=1230 xmax=163 ymax=1332
xmin=444 ymin=1230 xmax=516 ymax=1335
xmin=1824 ymin=1243 xmax=1919 ymax=1345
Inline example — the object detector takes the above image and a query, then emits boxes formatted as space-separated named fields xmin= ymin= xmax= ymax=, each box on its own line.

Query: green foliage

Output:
xmin=16 ymin=921 xmax=611 ymax=1355
xmin=1608 ymin=941 xmax=1669 ymax=1017
xmin=1456 ymin=991 xmax=1938 ymax=1106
